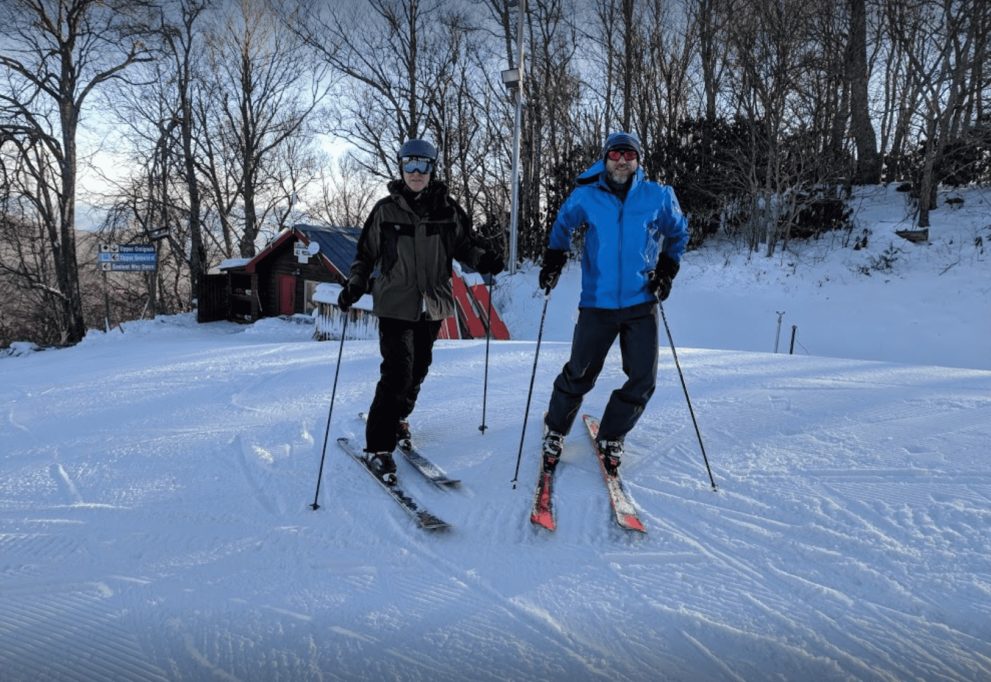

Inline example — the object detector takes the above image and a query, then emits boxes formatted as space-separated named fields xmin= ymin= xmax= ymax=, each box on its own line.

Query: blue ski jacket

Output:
xmin=548 ymin=160 xmax=689 ymax=309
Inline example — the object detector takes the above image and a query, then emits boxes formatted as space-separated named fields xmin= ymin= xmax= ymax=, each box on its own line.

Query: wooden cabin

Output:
xmin=198 ymin=224 xmax=510 ymax=340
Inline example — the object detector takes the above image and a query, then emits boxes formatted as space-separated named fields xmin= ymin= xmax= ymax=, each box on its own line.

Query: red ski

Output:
xmin=582 ymin=415 xmax=646 ymax=533
xmin=530 ymin=468 xmax=556 ymax=531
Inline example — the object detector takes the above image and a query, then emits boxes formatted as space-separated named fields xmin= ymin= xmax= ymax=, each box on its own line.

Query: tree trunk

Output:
xmin=59 ymin=102 xmax=86 ymax=343
xmin=177 ymin=7 xmax=206 ymax=308
xmin=698 ymin=0 xmax=719 ymax=124
xmin=916 ymin=144 xmax=936 ymax=228
xmin=621 ymin=0 xmax=635 ymax=130
xmin=847 ymin=0 xmax=880 ymax=183
xmin=241 ymin=165 xmax=258 ymax=257
xmin=182 ymin=94 xmax=205 ymax=306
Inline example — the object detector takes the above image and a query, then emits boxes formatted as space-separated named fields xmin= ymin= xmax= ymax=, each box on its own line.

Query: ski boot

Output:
xmin=541 ymin=428 xmax=565 ymax=473
xmin=365 ymin=451 xmax=397 ymax=486
xmin=396 ymin=420 xmax=412 ymax=451
xmin=596 ymin=438 xmax=623 ymax=476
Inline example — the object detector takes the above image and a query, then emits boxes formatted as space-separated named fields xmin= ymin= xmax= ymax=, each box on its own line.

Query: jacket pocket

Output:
xmin=379 ymin=221 xmax=413 ymax=275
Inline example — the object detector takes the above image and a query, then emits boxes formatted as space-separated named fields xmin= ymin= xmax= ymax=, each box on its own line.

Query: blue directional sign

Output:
xmin=99 ymin=244 xmax=157 ymax=272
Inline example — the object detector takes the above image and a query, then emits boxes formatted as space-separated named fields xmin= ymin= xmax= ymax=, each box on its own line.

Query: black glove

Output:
xmin=538 ymin=248 xmax=567 ymax=294
xmin=476 ymin=249 xmax=505 ymax=276
xmin=337 ymin=279 xmax=363 ymax=312
xmin=647 ymin=253 xmax=680 ymax=301
xmin=647 ymin=271 xmax=673 ymax=300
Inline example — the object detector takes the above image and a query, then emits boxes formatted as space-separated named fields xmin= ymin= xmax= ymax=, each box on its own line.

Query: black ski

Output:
xmin=358 ymin=413 xmax=460 ymax=487
xmin=337 ymin=437 xmax=450 ymax=531
xmin=397 ymin=442 xmax=460 ymax=487
xmin=582 ymin=415 xmax=646 ymax=533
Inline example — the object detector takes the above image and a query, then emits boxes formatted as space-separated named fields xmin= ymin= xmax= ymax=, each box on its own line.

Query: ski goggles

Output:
xmin=606 ymin=149 xmax=639 ymax=162
xmin=401 ymin=156 xmax=434 ymax=174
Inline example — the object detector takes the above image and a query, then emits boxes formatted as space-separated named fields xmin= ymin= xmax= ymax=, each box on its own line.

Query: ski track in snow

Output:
xmin=1 ymin=325 xmax=990 ymax=681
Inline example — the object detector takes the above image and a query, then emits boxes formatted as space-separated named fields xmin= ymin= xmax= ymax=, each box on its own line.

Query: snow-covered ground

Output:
xmin=1 ymin=185 xmax=990 ymax=680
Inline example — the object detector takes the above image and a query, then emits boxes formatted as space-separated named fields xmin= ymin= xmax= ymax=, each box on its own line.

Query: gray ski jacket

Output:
xmin=345 ymin=179 xmax=487 ymax=322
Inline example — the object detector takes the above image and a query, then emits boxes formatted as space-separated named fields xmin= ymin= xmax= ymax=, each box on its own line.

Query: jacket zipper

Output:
xmin=616 ymin=195 xmax=625 ymax=308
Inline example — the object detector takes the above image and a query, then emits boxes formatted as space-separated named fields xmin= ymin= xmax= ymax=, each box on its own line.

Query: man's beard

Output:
xmin=608 ymin=168 xmax=633 ymax=185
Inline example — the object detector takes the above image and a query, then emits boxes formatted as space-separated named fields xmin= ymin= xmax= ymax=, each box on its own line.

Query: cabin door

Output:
xmin=278 ymin=275 xmax=296 ymax=315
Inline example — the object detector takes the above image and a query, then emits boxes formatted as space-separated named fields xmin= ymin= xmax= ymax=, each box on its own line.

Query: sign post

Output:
xmin=102 ymin=269 xmax=114 ymax=333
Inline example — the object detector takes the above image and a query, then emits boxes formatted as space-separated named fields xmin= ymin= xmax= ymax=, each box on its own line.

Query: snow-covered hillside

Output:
xmin=500 ymin=184 xmax=990 ymax=371
xmin=1 ymin=184 xmax=989 ymax=680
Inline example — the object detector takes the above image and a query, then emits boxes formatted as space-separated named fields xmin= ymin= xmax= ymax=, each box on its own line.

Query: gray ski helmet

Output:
xmin=602 ymin=131 xmax=642 ymax=158
xmin=397 ymin=138 xmax=438 ymax=164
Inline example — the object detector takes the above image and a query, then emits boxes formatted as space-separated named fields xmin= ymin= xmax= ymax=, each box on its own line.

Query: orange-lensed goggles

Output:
xmin=606 ymin=149 xmax=638 ymax=162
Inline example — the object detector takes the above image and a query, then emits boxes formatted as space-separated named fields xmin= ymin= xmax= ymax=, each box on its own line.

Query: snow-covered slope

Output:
xmin=2 ymin=311 xmax=990 ymax=680
xmin=2 ymin=184 xmax=989 ymax=679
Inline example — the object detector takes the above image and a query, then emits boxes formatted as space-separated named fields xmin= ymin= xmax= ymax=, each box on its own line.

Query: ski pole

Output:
xmin=310 ymin=314 xmax=349 ymax=510
xmin=511 ymin=291 xmax=550 ymax=489
xmin=479 ymin=277 xmax=495 ymax=433
xmin=658 ymin=302 xmax=717 ymax=491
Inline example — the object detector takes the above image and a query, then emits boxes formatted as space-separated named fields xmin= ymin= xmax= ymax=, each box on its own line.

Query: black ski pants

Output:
xmin=545 ymin=302 xmax=658 ymax=442
xmin=365 ymin=315 xmax=442 ymax=453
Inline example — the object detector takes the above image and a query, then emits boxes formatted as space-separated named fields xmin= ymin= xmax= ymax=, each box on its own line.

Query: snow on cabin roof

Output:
xmin=215 ymin=257 xmax=251 ymax=272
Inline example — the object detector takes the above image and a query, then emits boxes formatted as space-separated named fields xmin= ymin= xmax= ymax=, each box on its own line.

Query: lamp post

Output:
xmin=502 ymin=0 xmax=526 ymax=275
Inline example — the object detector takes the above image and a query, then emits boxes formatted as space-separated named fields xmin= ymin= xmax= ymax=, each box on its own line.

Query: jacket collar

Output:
xmin=388 ymin=178 xmax=449 ymax=214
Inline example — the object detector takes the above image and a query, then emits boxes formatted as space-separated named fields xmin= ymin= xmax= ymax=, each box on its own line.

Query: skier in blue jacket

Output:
xmin=538 ymin=131 xmax=689 ymax=476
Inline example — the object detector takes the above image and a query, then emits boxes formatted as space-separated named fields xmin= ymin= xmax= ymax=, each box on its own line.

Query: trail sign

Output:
xmin=294 ymin=240 xmax=319 ymax=264
xmin=99 ymin=243 xmax=157 ymax=272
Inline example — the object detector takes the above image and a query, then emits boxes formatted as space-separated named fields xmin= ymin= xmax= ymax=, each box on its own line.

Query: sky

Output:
xmin=0 ymin=185 xmax=989 ymax=680
xmin=74 ymin=124 xmax=352 ymax=231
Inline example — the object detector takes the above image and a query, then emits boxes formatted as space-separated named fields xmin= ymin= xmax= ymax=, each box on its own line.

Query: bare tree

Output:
xmin=725 ymin=0 xmax=821 ymax=256
xmin=293 ymin=1 xmax=512 ymax=245
xmin=99 ymin=38 xmax=187 ymax=318
xmin=311 ymin=154 xmax=378 ymax=228
xmin=0 ymin=0 xmax=154 ymax=343
xmin=884 ymin=0 xmax=987 ymax=227
xmin=0 ymin=136 xmax=70 ymax=345
xmin=161 ymin=0 xmax=211 ymax=304
xmin=265 ymin=132 xmax=324 ymax=236
xmin=621 ymin=0 xmax=636 ymax=129
xmin=200 ymin=0 xmax=328 ymax=257
xmin=98 ymin=0 xmax=229 ymax=317
xmin=289 ymin=0 xmax=447 ymax=172
xmin=875 ymin=3 xmax=924 ymax=180
xmin=591 ymin=0 xmax=622 ymax=136
xmin=508 ymin=0 xmax=587 ymax=258
xmin=636 ymin=0 xmax=698 ymax=148
xmin=193 ymin=88 xmax=242 ymax=257
xmin=690 ymin=0 xmax=732 ymax=125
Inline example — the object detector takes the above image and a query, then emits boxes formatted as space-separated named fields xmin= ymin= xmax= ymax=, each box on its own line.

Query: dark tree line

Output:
xmin=2 ymin=0 xmax=989 ymax=347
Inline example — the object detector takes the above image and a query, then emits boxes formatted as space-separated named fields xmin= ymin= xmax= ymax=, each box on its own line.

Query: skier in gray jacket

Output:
xmin=338 ymin=139 xmax=503 ymax=484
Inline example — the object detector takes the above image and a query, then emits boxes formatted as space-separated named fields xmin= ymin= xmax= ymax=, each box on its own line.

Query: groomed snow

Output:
xmin=1 ymin=185 xmax=989 ymax=680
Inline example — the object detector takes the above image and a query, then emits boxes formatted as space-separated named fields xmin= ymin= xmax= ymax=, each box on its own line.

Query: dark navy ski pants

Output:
xmin=545 ymin=302 xmax=658 ymax=441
